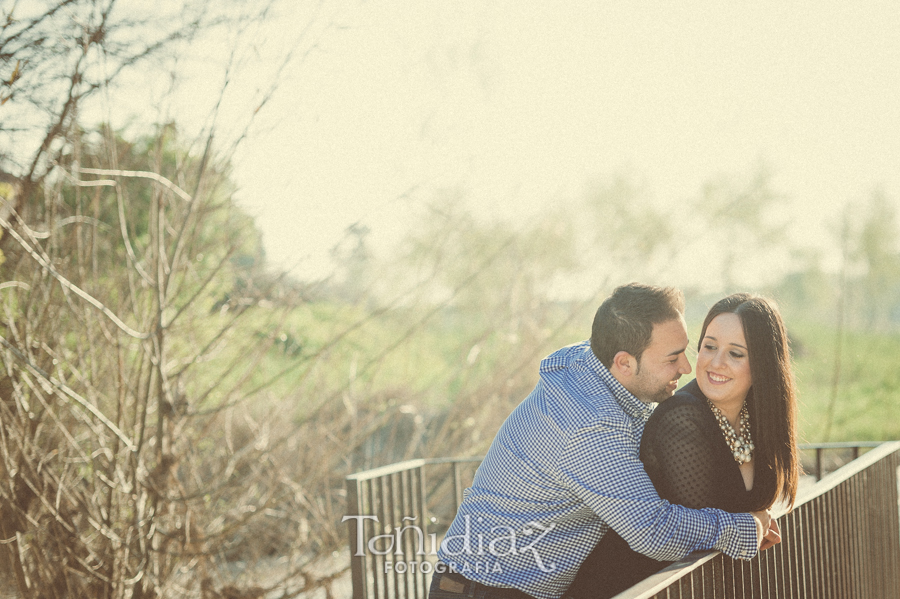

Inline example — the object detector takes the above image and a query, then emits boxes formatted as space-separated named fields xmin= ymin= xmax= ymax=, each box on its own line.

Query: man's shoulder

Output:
xmin=538 ymin=342 xmax=613 ymax=398
xmin=537 ymin=339 xmax=604 ymax=379
xmin=523 ymin=375 xmax=628 ymax=436
xmin=538 ymin=340 xmax=593 ymax=372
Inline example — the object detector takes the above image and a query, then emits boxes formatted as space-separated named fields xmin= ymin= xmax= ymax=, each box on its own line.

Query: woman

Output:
xmin=566 ymin=293 xmax=801 ymax=599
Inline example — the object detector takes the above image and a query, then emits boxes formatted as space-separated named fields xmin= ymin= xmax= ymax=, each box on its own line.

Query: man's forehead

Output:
xmin=648 ymin=318 xmax=689 ymax=353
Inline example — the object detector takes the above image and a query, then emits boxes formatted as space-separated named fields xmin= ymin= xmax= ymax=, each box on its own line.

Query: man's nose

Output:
xmin=678 ymin=353 xmax=692 ymax=375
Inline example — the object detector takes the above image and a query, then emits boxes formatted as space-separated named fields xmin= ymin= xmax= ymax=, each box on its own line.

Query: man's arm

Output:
xmin=556 ymin=416 xmax=759 ymax=562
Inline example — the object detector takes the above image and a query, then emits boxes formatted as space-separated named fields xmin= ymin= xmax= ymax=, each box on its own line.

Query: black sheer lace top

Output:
xmin=565 ymin=380 xmax=775 ymax=599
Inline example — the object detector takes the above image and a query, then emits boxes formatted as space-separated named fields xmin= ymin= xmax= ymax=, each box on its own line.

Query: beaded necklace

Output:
xmin=707 ymin=400 xmax=754 ymax=464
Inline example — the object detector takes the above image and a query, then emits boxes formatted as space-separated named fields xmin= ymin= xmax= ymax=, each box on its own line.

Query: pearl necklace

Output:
xmin=707 ymin=400 xmax=754 ymax=464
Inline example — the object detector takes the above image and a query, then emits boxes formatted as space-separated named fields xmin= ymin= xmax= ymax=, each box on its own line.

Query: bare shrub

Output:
xmin=0 ymin=127 xmax=351 ymax=598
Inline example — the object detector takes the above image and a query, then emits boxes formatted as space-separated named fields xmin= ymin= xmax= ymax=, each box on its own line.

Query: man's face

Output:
xmin=628 ymin=317 xmax=692 ymax=403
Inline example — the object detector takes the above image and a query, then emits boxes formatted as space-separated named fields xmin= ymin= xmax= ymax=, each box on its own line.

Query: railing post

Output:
xmin=418 ymin=464 xmax=429 ymax=597
xmin=451 ymin=461 xmax=463 ymax=513
xmin=346 ymin=478 xmax=367 ymax=599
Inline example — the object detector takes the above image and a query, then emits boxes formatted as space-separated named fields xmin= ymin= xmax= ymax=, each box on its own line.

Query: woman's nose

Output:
xmin=710 ymin=351 xmax=725 ymax=368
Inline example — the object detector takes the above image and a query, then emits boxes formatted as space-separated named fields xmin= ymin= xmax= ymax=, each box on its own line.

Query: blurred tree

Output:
xmin=808 ymin=191 xmax=900 ymax=441
xmin=402 ymin=192 xmax=578 ymax=337
xmin=691 ymin=166 xmax=789 ymax=291
xmin=772 ymin=248 xmax=834 ymax=322
xmin=329 ymin=222 xmax=373 ymax=304
xmin=586 ymin=175 xmax=676 ymax=281
xmin=393 ymin=192 xmax=592 ymax=455
xmin=852 ymin=189 xmax=900 ymax=328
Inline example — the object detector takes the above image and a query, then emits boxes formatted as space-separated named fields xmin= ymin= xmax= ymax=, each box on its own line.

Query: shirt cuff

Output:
xmin=722 ymin=512 xmax=759 ymax=560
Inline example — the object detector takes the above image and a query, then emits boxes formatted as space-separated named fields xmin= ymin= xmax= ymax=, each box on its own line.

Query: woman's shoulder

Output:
xmin=642 ymin=380 xmax=725 ymax=470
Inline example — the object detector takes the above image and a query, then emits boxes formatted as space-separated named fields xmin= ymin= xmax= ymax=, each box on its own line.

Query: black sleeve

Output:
xmin=640 ymin=398 xmax=723 ymax=510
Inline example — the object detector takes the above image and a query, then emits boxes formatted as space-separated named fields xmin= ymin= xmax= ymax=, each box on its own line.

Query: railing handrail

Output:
xmin=346 ymin=442 xmax=882 ymax=481
xmin=421 ymin=457 xmax=485 ymax=465
xmin=345 ymin=458 xmax=427 ymax=482
xmin=790 ymin=440 xmax=900 ymax=509
xmin=797 ymin=441 xmax=882 ymax=449
xmin=345 ymin=457 xmax=482 ymax=482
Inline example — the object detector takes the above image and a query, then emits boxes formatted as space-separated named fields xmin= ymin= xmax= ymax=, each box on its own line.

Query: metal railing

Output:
xmin=344 ymin=442 xmax=900 ymax=599
xmin=344 ymin=457 xmax=482 ymax=599
xmin=799 ymin=441 xmax=882 ymax=481
xmin=616 ymin=440 xmax=900 ymax=598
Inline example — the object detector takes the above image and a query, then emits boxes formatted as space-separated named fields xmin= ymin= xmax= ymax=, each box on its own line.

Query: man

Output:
xmin=430 ymin=283 xmax=774 ymax=599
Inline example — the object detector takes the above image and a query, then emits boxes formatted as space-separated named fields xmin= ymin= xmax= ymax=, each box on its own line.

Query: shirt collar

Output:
xmin=583 ymin=343 xmax=656 ymax=421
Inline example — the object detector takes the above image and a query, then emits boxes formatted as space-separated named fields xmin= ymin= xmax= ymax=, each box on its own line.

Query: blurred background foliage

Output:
xmin=2 ymin=1 xmax=900 ymax=598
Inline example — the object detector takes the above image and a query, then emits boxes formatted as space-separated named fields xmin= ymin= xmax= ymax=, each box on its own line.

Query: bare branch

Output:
xmin=0 ymin=334 xmax=137 ymax=451
xmin=0 ymin=214 xmax=148 ymax=339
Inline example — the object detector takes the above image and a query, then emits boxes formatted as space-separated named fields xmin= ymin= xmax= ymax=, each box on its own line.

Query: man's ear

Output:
xmin=610 ymin=350 xmax=636 ymax=378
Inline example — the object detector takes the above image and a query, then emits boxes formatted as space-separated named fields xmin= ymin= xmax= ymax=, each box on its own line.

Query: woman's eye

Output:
xmin=703 ymin=344 xmax=716 ymax=351
xmin=730 ymin=351 xmax=745 ymax=359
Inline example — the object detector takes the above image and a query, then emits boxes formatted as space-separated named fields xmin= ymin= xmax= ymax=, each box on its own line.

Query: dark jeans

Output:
xmin=428 ymin=568 xmax=538 ymax=599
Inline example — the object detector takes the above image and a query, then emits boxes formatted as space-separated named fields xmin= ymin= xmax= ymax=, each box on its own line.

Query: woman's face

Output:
xmin=696 ymin=312 xmax=753 ymax=411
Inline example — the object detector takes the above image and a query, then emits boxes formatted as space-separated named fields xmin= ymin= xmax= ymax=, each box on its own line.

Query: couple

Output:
xmin=429 ymin=283 xmax=799 ymax=599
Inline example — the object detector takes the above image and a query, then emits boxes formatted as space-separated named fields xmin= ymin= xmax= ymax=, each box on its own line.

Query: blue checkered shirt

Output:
xmin=437 ymin=341 xmax=757 ymax=599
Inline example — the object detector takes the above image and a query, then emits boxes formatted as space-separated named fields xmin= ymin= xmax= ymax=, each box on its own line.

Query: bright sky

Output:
xmin=121 ymin=0 xmax=900 ymax=282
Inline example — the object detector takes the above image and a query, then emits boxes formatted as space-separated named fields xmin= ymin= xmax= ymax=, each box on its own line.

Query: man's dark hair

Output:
xmin=590 ymin=283 xmax=685 ymax=367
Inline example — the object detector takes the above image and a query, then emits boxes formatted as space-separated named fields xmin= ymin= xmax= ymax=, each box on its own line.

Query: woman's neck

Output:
xmin=718 ymin=400 xmax=745 ymax=430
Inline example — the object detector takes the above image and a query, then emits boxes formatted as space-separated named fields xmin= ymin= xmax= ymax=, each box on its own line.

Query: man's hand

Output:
xmin=750 ymin=510 xmax=772 ymax=549
xmin=759 ymin=518 xmax=782 ymax=551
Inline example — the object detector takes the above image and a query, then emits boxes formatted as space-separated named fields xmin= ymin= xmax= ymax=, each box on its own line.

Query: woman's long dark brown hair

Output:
xmin=700 ymin=293 xmax=800 ymax=509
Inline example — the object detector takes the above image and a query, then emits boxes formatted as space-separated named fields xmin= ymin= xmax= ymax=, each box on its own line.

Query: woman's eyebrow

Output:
xmin=703 ymin=335 xmax=747 ymax=350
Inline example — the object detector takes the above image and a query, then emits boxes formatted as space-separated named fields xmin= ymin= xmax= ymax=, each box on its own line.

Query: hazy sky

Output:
xmin=128 ymin=0 xmax=900 ymax=281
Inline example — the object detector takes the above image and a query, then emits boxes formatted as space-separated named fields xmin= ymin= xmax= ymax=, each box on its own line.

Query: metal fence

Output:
xmin=344 ymin=457 xmax=482 ymax=599
xmin=344 ymin=442 xmax=900 ymax=599
xmin=799 ymin=441 xmax=882 ymax=481
xmin=617 ymin=440 xmax=900 ymax=598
